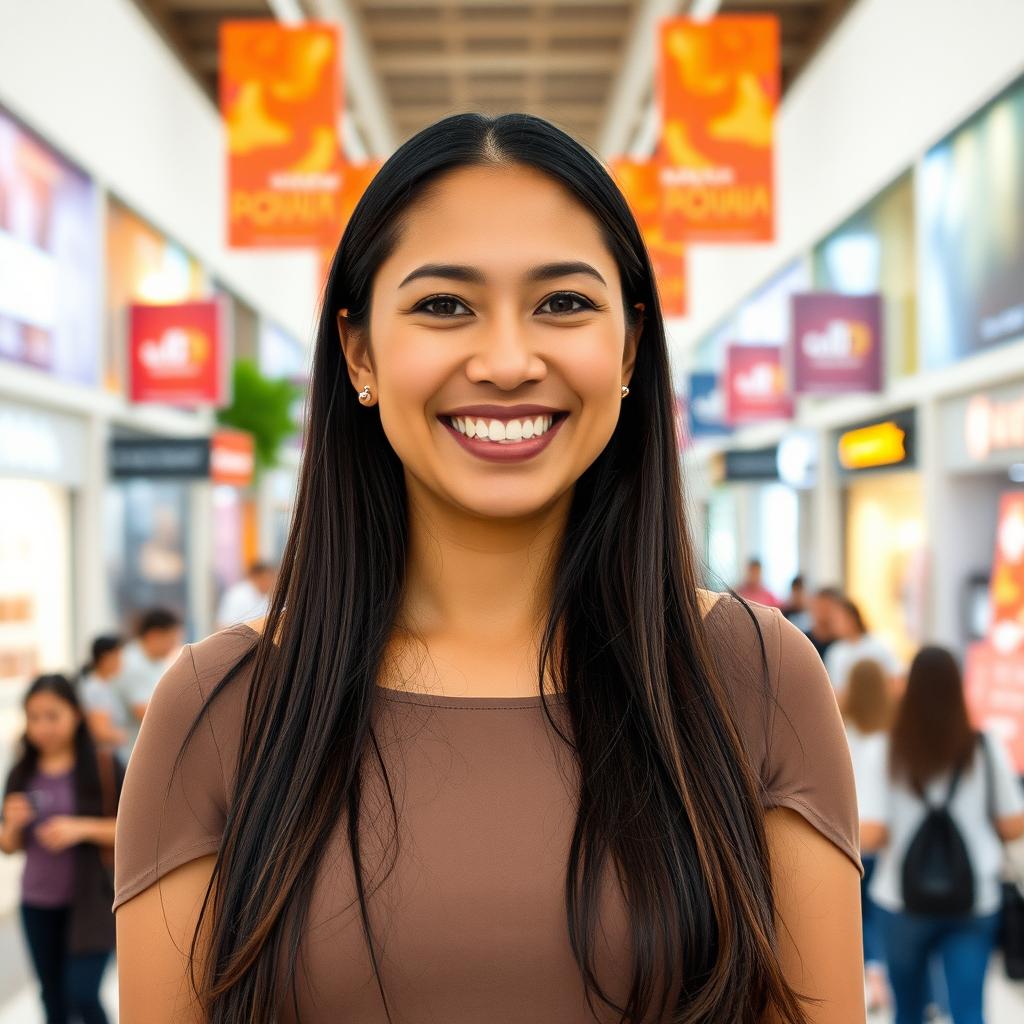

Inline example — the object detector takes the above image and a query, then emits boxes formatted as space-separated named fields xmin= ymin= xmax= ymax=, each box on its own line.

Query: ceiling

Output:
xmin=133 ymin=0 xmax=856 ymax=154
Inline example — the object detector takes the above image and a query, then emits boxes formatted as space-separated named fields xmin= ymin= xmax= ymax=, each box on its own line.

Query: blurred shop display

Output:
xmin=106 ymin=199 xmax=209 ymax=394
xmin=813 ymin=172 xmax=917 ymax=380
xmin=920 ymin=76 xmax=1024 ymax=369
xmin=0 ymin=104 xmax=101 ymax=386
xmin=965 ymin=493 xmax=1024 ymax=772
xmin=106 ymin=432 xmax=255 ymax=640
xmin=835 ymin=411 xmax=926 ymax=667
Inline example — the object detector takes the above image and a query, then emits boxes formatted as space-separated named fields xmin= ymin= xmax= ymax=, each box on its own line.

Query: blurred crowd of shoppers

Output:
xmin=741 ymin=560 xmax=1024 ymax=1023
xmin=0 ymin=606 xmax=184 ymax=1023
xmin=0 ymin=559 xmax=276 ymax=1022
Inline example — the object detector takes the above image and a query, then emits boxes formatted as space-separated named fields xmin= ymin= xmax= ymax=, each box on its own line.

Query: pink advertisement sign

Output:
xmin=790 ymin=293 xmax=883 ymax=395
xmin=724 ymin=344 xmax=793 ymax=425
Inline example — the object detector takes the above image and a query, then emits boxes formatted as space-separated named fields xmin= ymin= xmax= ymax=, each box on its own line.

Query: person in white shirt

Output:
xmin=78 ymin=634 xmax=130 ymax=756
xmin=823 ymin=595 xmax=901 ymax=697
xmin=859 ymin=646 xmax=1024 ymax=1024
xmin=106 ymin=609 xmax=183 ymax=767
xmin=840 ymin=657 xmax=895 ymax=1013
xmin=216 ymin=561 xmax=277 ymax=630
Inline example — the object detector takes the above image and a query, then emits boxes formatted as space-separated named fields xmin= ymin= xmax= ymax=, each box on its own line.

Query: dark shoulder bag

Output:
xmin=980 ymin=731 xmax=1024 ymax=980
xmin=900 ymin=757 xmax=975 ymax=916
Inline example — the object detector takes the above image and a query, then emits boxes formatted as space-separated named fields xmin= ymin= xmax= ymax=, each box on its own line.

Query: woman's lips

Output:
xmin=439 ymin=414 xmax=568 ymax=462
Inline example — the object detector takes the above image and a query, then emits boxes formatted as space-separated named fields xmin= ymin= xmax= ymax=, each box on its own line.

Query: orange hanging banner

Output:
xmin=319 ymin=158 xmax=384 ymax=291
xmin=221 ymin=21 xmax=344 ymax=248
xmin=608 ymin=158 xmax=688 ymax=318
xmin=657 ymin=15 xmax=778 ymax=243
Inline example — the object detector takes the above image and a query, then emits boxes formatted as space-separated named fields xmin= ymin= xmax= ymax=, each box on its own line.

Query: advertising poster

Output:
xmin=128 ymin=300 xmax=229 ymax=406
xmin=609 ymin=158 xmax=687 ymax=317
xmin=724 ymin=344 xmax=792 ymax=424
xmin=920 ymin=77 xmax=1024 ymax=368
xmin=687 ymin=371 xmax=732 ymax=438
xmin=221 ymin=22 xmax=344 ymax=247
xmin=964 ymin=491 xmax=1024 ymax=771
xmin=657 ymin=16 xmax=778 ymax=243
xmin=0 ymin=105 xmax=101 ymax=385
xmin=790 ymin=292 xmax=883 ymax=394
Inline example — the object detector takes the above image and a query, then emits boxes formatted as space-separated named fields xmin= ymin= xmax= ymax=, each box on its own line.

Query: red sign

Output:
xmin=128 ymin=301 xmax=228 ymax=406
xmin=657 ymin=16 xmax=779 ymax=243
xmin=211 ymin=429 xmax=255 ymax=487
xmin=221 ymin=22 xmax=344 ymax=248
xmin=964 ymin=492 xmax=1024 ymax=771
xmin=791 ymin=293 xmax=883 ymax=394
xmin=724 ymin=344 xmax=792 ymax=424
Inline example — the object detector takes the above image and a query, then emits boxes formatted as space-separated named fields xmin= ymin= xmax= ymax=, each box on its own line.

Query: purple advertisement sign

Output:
xmin=790 ymin=292 xmax=883 ymax=395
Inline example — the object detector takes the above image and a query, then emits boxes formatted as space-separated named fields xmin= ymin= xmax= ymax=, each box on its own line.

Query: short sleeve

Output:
xmin=855 ymin=735 xmax=890 ymax=825
xmin=984 ymin=730 xmax=1024 ymax=819
xmin=762 ymin=608 xmax=863 ymax=875
xmin=112 ymin=644 xmax=227 ymax=912
xmin=80 ymin=678 xmax=116 ymax=715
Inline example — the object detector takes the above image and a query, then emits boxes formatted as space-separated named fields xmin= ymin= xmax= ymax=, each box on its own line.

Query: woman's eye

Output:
xmin=538 ymin=292 xmax=594 ymax=315
xmin=416 ymin=295 xmax=470 ymax=317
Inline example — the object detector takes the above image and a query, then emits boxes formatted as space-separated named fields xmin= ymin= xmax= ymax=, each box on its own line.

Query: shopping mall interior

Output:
xmin=1 ymin=0 xmax=1024 ymax=1021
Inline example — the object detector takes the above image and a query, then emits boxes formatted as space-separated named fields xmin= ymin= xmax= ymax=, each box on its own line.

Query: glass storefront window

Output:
xmin=919 ymin=75 xmax=1024 ymax=369
xmin=813 ymin=172 xmax=917 ymax=380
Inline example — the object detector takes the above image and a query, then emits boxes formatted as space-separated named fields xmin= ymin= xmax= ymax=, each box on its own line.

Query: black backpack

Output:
xmin=900 ymin=752 xmax=975 ymax=916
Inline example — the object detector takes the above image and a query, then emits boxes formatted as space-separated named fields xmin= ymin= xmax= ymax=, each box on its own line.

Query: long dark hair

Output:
xmin=3 ymin=674 xmax=108 ymax=821
xmin=173 ymin=112 xmax=809 ymax=1023
xmin=889 ymin=645 xmax=976 ymax=793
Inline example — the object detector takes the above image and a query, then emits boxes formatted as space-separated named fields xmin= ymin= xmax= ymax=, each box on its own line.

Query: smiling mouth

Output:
xmin=439 ymin=411 xmax=569 ymax=444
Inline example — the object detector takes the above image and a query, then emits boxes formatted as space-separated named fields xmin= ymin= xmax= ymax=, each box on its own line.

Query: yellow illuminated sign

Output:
xmin=837 ymin=421 xmax=907 ymax=470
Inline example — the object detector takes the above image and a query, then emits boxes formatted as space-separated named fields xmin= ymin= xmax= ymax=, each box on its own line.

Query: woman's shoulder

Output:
xmin=184 ymin=623 xmax=261 ymax=692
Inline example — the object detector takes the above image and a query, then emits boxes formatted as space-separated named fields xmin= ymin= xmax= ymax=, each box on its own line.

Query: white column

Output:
xmin=812 ymin=427 xmax=843 ymax=588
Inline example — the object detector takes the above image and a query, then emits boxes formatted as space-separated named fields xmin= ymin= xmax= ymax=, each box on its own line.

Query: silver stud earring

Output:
xmin=358 ymin=385 xmax=371 ymax=403
xmin=621 ymin=384 xmax=630 ymax=398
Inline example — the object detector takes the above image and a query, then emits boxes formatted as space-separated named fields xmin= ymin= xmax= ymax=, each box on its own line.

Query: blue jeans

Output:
xmin=19 ymin=903 xmax=111 ymax=1024
xmin=861 ymin=854 xmax=884 ymax=965
xmin=877 ymin=905 xmax=1000 ymax=1024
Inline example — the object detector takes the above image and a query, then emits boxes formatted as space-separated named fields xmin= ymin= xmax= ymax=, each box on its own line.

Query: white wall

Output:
xmin=673 ymin=0 xmax=1024 ymax=353
xmin=0 ymin=0 xmax=319 ymax=343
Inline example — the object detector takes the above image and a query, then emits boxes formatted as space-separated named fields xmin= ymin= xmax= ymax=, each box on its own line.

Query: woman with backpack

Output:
xmin=0 ymin=673 xmax=125 ymax=1024
xmin=859 ymin=645 xmax=1024 ymax=1024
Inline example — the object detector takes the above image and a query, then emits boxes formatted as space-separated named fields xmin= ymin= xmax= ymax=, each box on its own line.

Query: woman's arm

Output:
xmin=997 ymin=811 xmax=1024 ymax=842
xmin=85 ymin=708 xmax=129 ymax=747
xmin=116 ymin=853 xmax=218 ymax=1024
xmin=859 ymin=821 xmax=888 ymax=853
xmin=764 ymin=807 xmax=866 ymax=1024
xmin=76 ymin=816 xmax=117 ymax=847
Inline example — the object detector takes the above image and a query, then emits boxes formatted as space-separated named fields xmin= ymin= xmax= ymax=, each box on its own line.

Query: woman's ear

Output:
xmin=337 ymin=310 xmax=374 ymax=393
xmin=622 ymin=302 xmax=645 ymax=381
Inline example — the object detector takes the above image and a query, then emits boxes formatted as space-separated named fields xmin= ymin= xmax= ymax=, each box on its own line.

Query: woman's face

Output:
xmin=339 ymin=163 xmax=643 ymax=520
xmin=97 ymin=648 xmax=123 ymax=679
xmin=25 ymin=692 xmax=79 ymax=754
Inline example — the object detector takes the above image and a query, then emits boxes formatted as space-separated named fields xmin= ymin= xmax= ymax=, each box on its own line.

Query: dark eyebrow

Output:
xmin=397 ymin=260 xmax=607 ymax=289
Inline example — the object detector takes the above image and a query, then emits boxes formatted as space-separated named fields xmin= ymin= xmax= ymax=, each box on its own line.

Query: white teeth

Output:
xmin=447 ymin=414 xmax=559 ymax=443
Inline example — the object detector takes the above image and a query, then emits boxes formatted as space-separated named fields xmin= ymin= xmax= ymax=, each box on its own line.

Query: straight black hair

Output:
xmin=170 ymin=112 xmax=809 ymax=1023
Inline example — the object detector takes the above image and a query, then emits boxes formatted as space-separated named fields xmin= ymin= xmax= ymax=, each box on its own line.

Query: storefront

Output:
xmin=107 ymin=431 xmax=255 ymax=640
xmin=835 ymin=409 xmax=926 ymax=665
xmin=938 ymin=380 xmax=1024 ymax=648
xmin=703 ymin=445 xmax=802 ymax=600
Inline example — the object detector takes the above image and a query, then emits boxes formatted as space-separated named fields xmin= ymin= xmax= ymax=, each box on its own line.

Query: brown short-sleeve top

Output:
xmin=113 ymin=594 xmax=860 ymax=1023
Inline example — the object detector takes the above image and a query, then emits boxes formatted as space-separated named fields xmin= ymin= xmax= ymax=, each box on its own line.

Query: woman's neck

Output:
xmin=398 ymin=480 xmax=571 ymax=648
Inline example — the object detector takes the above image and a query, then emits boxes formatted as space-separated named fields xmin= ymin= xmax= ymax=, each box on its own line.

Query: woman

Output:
xmin=824 ymin=595 xmax=901 ymax=697
xmin=78 ymin=635 xmax=130 ymax=756
xmin=113 ymin=113 xmax=864 ymax=1023
xmin=841 ymin=658 xmax=894 ymax=1012
xmin=860 ymin=646 xmax=1024 ymax=1024
xmin=0 ymin=674 xmax=124 ymax=1024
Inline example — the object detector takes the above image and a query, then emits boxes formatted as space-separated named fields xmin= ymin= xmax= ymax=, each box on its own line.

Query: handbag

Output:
xmin=979 ymin=732 xmax=1024 ymax=980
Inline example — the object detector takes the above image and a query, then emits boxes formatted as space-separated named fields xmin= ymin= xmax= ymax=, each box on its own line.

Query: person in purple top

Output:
xmin=0 ymin=673 xmax=124 ymax=1024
